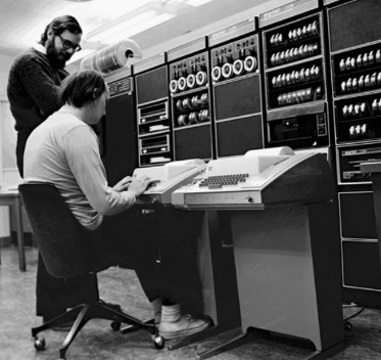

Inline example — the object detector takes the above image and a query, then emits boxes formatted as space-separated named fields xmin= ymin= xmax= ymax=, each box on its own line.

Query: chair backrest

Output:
xmin=19 ymin=183 xmax=97 ymax=278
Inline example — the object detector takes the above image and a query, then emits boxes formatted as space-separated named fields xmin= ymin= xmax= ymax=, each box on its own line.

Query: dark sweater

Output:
xmin=7 ymin=48 xmax=69 ymax=132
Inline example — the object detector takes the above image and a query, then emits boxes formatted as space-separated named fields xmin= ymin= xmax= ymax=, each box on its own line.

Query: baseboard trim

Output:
xmin=0 ymin=236 xmax=12 ymax=248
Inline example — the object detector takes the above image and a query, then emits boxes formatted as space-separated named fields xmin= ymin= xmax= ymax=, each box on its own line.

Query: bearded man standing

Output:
xmin=7 ymin=15 xmax=82 ymax=177
xmin=7 ymin=16 xmax=117 ymax=329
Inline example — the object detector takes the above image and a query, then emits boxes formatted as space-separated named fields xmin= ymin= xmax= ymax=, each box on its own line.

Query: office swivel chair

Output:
xmin=18 ymin=183 xmax=164 ymax=360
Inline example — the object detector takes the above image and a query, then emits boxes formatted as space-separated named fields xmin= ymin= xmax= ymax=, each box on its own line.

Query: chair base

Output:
xmin=32 ymin=301 xmax=159 ymax=359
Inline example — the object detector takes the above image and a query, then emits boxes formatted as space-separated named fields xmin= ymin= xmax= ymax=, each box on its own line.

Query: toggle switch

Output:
xmin=341 ymin=81 xmax=347 ymax=93
xmin=352 ymin=77 xmax=358 ymax=91
xmin=364 ymin=74 xmax=371 ymax=87
xmin=302 ymin=25 xmax=308 ymax=38
xmin=346 ymin=78 xmax=352 ymax=91
xmin=272 ymin=76 xmax=277 ymax=88
xmin=200 ymin=93 xmax=209 ymax=105
xmin=363 ymin=53 xmax=369 ymax=66
xmin=311 ymin=21 xmax=318 ymax=36
xmin=356 ymin=54 xmax=363 ymax=68
xmin=371 ymin=72 xmax=377 ymax=87
xmin=280 ymin=51 xmax=285 ymax=64
xmin=191 ymin=95 xmax=200 ymax=109
xmin=358 ymin=75 xmax=364 ymax=89
xmin=270 ymin=53 xmax=276 ymax=66
xmin=360 ymin=102 xmax=366 ymax=115
xmin=339 ymin=59 xmax=345 ymax=71
xmin=177 ymin=114 xmax=189 ymax=126
xmin=372 ymin=99 xmax=378 ymax=112
xmin=189 ymin=112 xmax=199 ymax=124
xmin=343 ymin=105 xmax=349 ymax=118
xmin=277 ymin=94 xmax=283 ymax=105
xmin=182 ymin=97 xmax=191 ymax=110
xmin=270 ymin=34 xmax=277 ymax=47
xmin=176 ymin=99 xmax=183 ymax=111
xmin=305 ymin=68 xmax=311 ymax=81
xmin=290 ymin=70 xmax=296 ymax=84
xmin=369 ymin=51 xmax=375 ymax=64
xmin=376 ymin=49 xmax=381 ymax=63
xmin=295 ymin=27 xmax=301 ymax=40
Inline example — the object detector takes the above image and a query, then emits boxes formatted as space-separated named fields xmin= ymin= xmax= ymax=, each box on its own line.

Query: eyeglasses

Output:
xmin=57 ymin=34 xmax=82 ymax=52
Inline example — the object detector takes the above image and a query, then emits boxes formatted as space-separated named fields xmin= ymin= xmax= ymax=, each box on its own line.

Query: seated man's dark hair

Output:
xmin=59 ymin=69 xmax=107 ymax=108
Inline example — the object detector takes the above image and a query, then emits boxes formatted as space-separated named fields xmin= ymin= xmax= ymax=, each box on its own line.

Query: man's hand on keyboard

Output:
xmin=113 ymin=176 xmax=133 ymax=192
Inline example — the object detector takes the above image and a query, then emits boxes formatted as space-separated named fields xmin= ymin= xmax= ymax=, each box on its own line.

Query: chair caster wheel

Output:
xmin=154 ymin=335 xmax=165 ymax=349
xmin=111 ymin=321 xmax=121 ymax=331
xmin=344 ymin=321 xmax=352 ymax=330
xmin=34 ymin=336 xmax=46 ymax=351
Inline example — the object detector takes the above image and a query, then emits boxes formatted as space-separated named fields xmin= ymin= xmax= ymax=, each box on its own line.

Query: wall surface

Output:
xmin=0 ymin=53 xmax=22 ymax=238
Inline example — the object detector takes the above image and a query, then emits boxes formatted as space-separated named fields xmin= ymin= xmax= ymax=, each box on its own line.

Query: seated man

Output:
xmin=23 ymin=69 xmax=210 ymax=339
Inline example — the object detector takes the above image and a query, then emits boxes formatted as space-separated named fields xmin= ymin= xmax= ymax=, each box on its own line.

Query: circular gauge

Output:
xmin=212 ymin=66 xmax=222 ymax=82
xmin=222 ymin=63 xmax=233 ymax=79
xmin=233 ymin=59 xmax=244 ymax=76
xmin=169 ymin=79 xmax=178 ymax=93
xmin=178 ymin=77 xmax=187 ymax=91
xmin=186 ymin=74 xmax=196 ymax=89
xmin=196 ymin=71 xmax=207 ymax=86
xmin=244 ymin=56 xmax=257 ymax=72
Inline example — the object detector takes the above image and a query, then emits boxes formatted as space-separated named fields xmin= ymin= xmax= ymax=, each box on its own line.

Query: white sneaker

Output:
xmin=158 ymin=314 xmax=211 ymax=340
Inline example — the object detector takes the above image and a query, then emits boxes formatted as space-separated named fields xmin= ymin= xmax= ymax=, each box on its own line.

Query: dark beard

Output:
xmin=46 ymin=40 xmax=66 ymax=70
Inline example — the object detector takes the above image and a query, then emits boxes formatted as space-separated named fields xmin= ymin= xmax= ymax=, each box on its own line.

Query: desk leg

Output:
xmin=14 ymin=197 xmax=26 ymax=271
